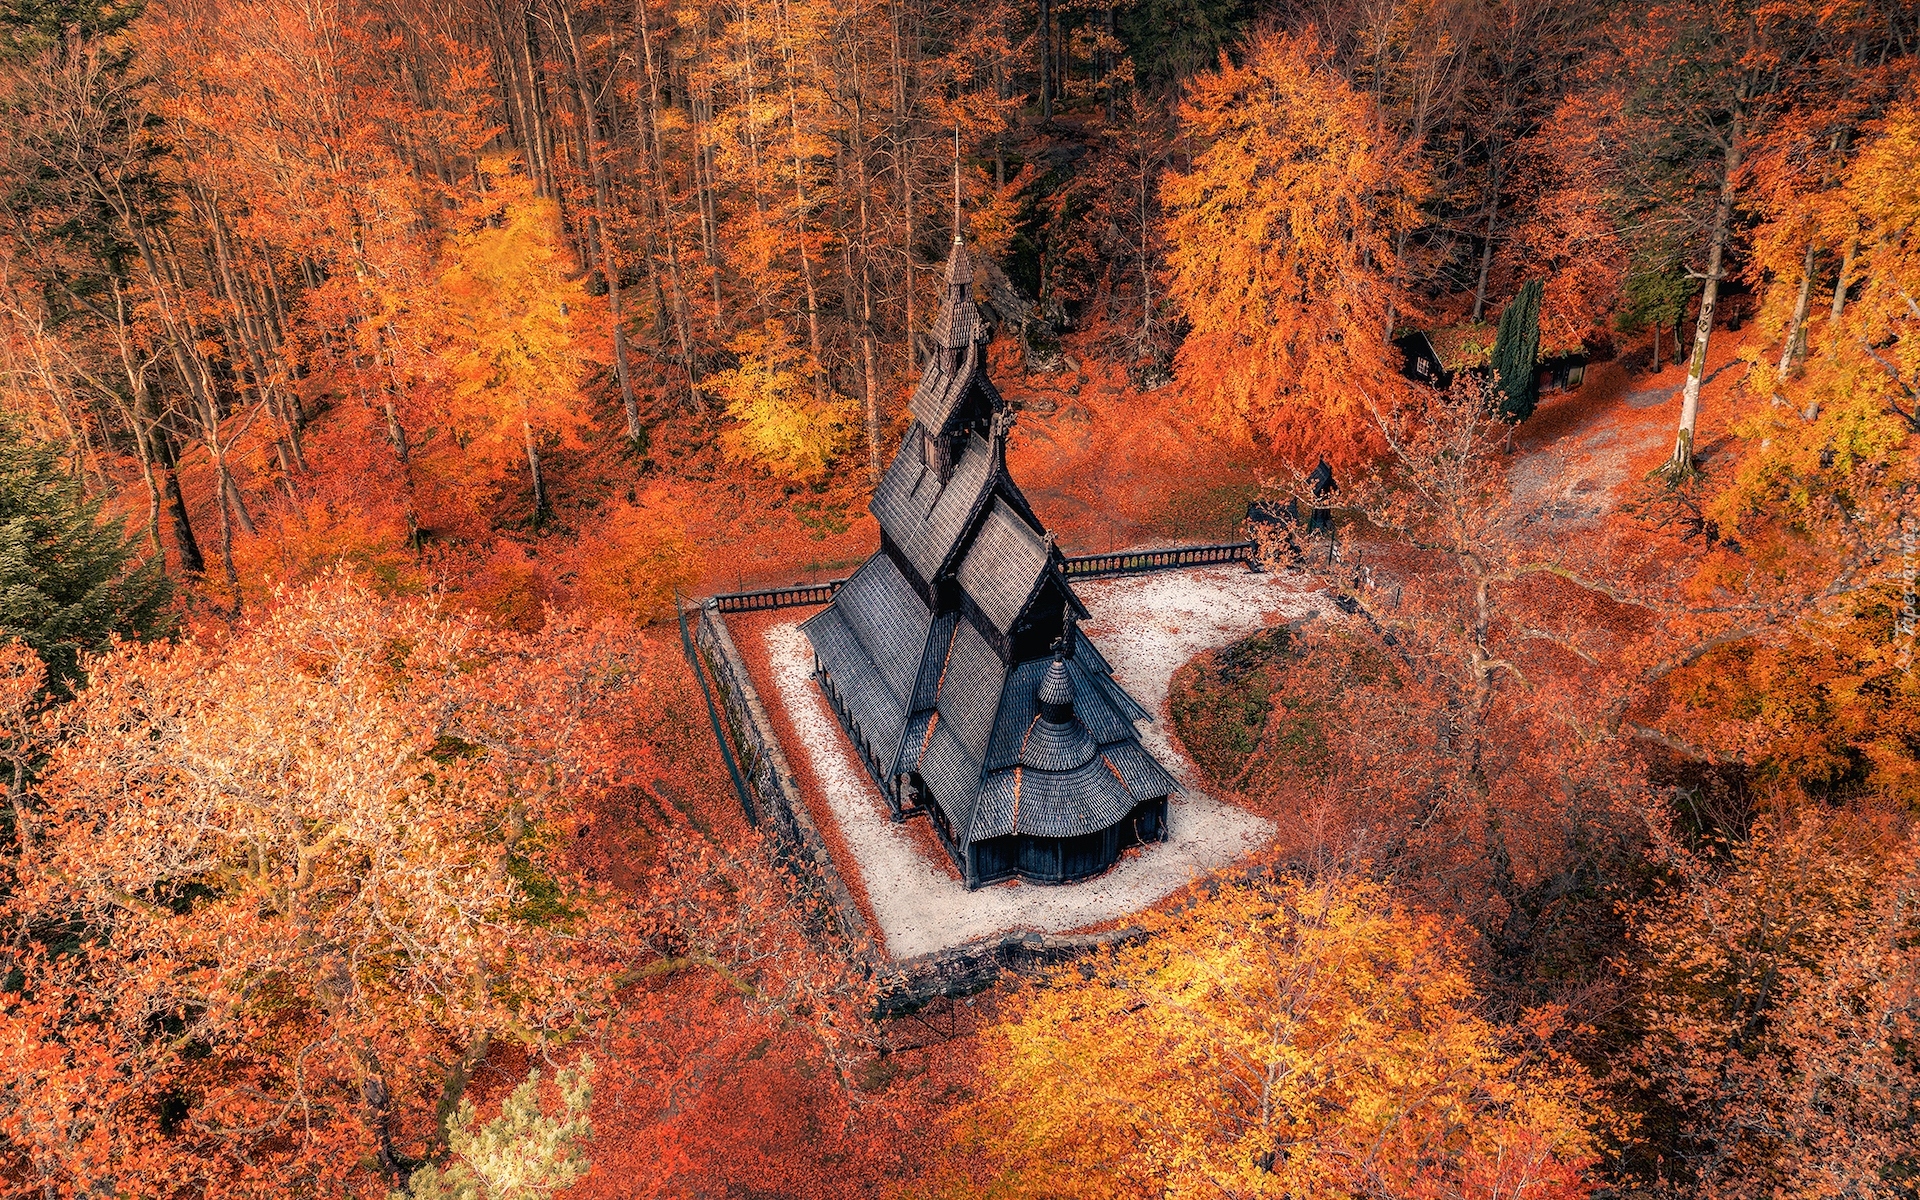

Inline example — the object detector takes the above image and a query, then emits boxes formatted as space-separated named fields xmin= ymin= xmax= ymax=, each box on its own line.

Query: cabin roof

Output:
xmin=1427 ymin=324 xmax=1494 ymax=371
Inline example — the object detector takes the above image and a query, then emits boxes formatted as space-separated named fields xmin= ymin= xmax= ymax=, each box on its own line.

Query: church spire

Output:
xmin=952 ymin=124 xmax=963 ymax=245
xmin=929 ymin=199 xmax=977 ymax=354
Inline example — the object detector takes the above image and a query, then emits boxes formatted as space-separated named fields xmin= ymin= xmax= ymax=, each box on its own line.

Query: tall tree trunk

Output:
xmin=222 ymin=466 xmax=256 ymax=536
xmin=690 ymin=87 xmax=725 ymax=323
xmin=136 ymin=225 xmax=254 ymax=579
xmin=778 ymin=0 xmax=825 ymax=400
xmin=1038 ymin=0 xmax=1052 ymax=122
xmin=1663 ymin=101 xmax=1744 ymax=482
xmin=1138 ymin=140 xmax=1154 ymax=339
xmin=1772 ymin=238 xmax=1817 ymax=405
xmin=1470 ymin=142 xmax=1502 ymax=324
xmin=851 ymin=88 xmax=882 ymax=484
xmin=1104 ymin=4 xmax=1116 ymax=122
xmin=994 ymin=56 xmax=1008 ymax=188
xmin=636 ymin=0 xmax=702 ymax=409
xmin=156 ymin=431 xmax=204 ymax=578
xmin=558 ymin=2 xmax=642 ymax=439
xmin=520 ymin=6 xmax=558 ymax=200
xmin=524 ymin=420 xmax=547 ymax=525
xmin=889 ymin=5 xmax=915 ymax=363
xmin=1827 ymin=239 xmax=1856 ymax=354
xmin=97 ymin=287 xmax=167 ymax=557
xmin=214 ymin=463 xmax=238 ymax=591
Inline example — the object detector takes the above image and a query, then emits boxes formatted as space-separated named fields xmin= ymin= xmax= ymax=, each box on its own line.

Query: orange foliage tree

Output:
xmin=709 ymin=319 xmax=856 ymax=482
xmin=949 ymin=871 xmax=1604 ymax=1200
xmin=431 ymin=163 xmax=607 ymax=526
xmin=0 ymin=572 xmax=872 ymax=1197
xmin=1626 ymin=810 xmax=1920 ymax=1198
xmin=1160 ymin=29 xmax=1424 ymax=470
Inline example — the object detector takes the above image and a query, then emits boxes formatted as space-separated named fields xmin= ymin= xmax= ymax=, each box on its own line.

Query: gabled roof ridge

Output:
xmin=929 ymin=432 xmax=1007 ymax=583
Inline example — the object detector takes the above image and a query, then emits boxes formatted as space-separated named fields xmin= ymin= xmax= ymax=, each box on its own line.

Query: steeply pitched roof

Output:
xmin=802 ymin=235 xmax=1181 ymax=870
xmin=799 ymin=554 xmax=931 ymax=763
xmin=907 ymin=338 xmax=997 ymax=433
xmin=908 ymin=238 xmax=994 ymax=432
xmin=928 ymin=289 xmax=979 ymax=353
xmin=928 ymin=238 xmax=977 ymax=352
xmin=870 ymin=427 xmax=996 ymax=585
xmin=944 ymin=237 xmax=973 ymax=288
xmin=956 ymin=500 xmax=1050 ymax=635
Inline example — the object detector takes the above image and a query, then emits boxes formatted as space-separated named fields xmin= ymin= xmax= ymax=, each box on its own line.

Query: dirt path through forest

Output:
xmin=1507 ymin=342 xmax=1748 ymax=530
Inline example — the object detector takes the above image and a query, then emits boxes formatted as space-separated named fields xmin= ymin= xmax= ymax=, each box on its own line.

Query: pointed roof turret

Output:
xmin=1020 ymin=654 xmax=1097 ymax=772
xmin=1037 ymin=655 xmax=1074 ymax=715
xmin=928 ymin=237 xmax=980 ymax=353
xmin=945 ymin=235 xmax=974 ymax=289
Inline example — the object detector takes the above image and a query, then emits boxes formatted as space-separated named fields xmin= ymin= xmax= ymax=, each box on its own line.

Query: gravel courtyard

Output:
xmin=761 ymin=564 xmax=1329 ymax=959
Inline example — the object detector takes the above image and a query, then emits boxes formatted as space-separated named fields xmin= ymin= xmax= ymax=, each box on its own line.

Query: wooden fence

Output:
xmin=709 ymin=581 xmax=845 ymax=613
xmin=704 ymin=540 xmax=1254 ymax=613
xmin=1060 ymin=541 xmax=1254 ymax=577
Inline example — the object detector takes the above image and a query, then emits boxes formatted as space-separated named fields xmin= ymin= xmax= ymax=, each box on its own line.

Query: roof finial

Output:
xmin=952 ymin=123 xmax=962 ymax=244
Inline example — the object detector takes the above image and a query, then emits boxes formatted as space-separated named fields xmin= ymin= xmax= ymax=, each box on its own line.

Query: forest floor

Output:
xmin=739 ymin=565 xmax=1318 ymax=957
xmin=655 ymin=332 xmax=1262 ymax=597
xmin=1509 ymin=338 xmax=1748 ymax=528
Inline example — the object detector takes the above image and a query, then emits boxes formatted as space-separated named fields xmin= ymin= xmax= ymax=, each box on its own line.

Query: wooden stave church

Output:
xmin=801 ymin=235 xmax=1180 ymax=890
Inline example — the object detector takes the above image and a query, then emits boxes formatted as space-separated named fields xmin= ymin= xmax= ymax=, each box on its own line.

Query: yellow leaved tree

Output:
xmin=710 ymin=320 xmax=855 ymax=481
xmin=435 ymin=161 xmax=605 ymax=523
xmin=1719 ymin=98 xmax=1919 ymax=524
xmin=947 ymin=873 xmax=1604 ymax=1200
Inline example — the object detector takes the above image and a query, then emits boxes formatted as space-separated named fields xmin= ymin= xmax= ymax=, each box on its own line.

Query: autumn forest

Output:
xmin=1 ymin=0 xmax=1918 ymax=1194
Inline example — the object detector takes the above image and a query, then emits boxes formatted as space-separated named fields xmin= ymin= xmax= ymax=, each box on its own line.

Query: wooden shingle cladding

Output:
xmin=871 ymin=429 xmax=997 ymax=595
xmin=958 ymin=501 xmax=1051 ymax=633
xmin=803 ymin=236 xmax=1179 ymax=889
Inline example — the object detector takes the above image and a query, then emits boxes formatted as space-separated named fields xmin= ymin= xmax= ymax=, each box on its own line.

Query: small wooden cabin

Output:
xmin=1397 ymin=325 xmax=1587 ymax=395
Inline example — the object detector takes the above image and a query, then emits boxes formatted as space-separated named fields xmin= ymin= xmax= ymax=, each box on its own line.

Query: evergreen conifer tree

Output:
xmin=0 ymin=420 xmax=172 ymax=691
xmin=1491 ymin=279 xmax=1543 ymax=421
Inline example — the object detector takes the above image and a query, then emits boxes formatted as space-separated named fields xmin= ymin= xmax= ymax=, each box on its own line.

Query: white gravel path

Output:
xmin=764 ymin=565 xmax=1328 ymax=960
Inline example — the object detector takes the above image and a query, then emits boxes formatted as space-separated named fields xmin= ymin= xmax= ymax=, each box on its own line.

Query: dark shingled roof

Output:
xmin=1100 ymin=741 xmax=1181 ymax=804
xmin=1020 ymin=714 xmax=1098 ymax=772
xmin=907 ymin=338 xmax=999 ymax=432
xmin=909 ymin=613 xmax=961 ymax=714
xmin=803 ymin=235 xmax=1182 ymax=874
xmin=957 ymin=500 xmax=1050 ymax=634
xmin=935 ymin=619 xmax=1007 ymax=766
xmin=870 ymin=427 xmax=995 ymax=584
xmin=921 ymin=717 xmax=984 ymax=840
xmin=1038 ymin=658 xmax=1073 ymax=709
xmin=946 ymin=641 xmax=1177 ymax=844
xmin=799 ymin=554 xmax=930 ymax=763
xmin=801 ymin=606 xmax=897 ymax=752
xmin=928 ymin=239 xmax=978 ymax=351
xmin=837 ymin=554 xmax=933 ymax=700
xmin=928 ymin=289 xmax=979 ymax=353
